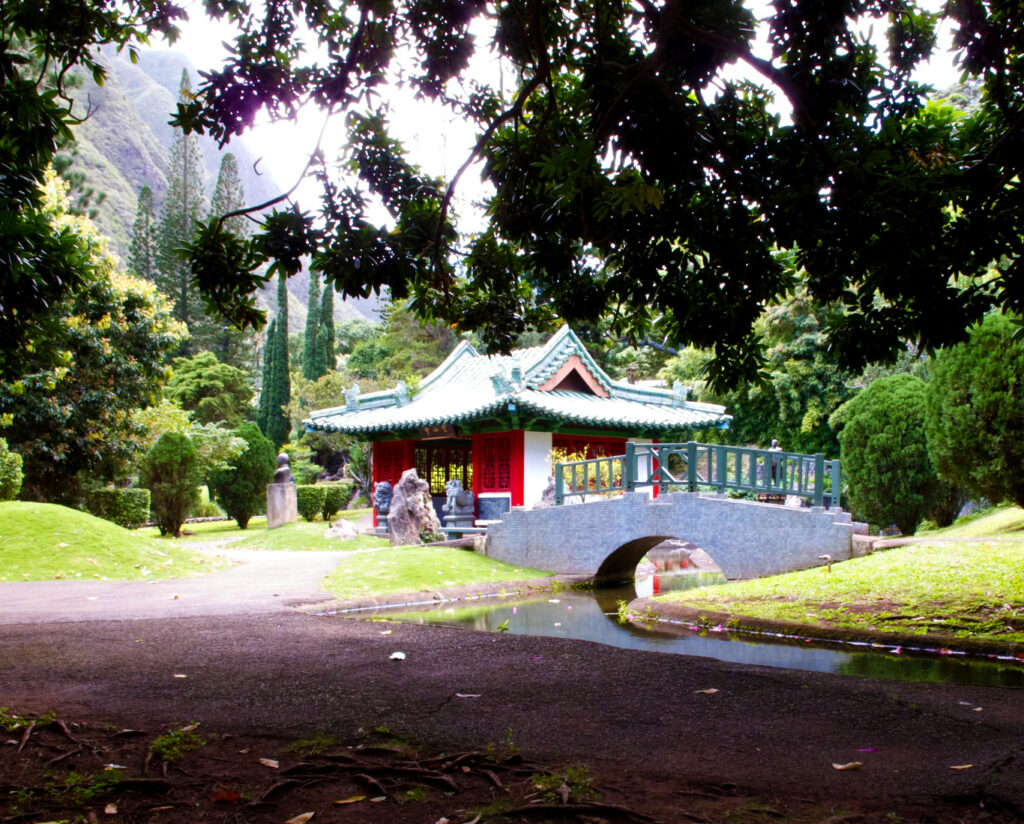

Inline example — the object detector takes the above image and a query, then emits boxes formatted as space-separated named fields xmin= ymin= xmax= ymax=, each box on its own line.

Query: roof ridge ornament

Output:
xmin=672 ymin=380 xmax=689 ymax=408
xmin=394 ymin=380 xmax=409 ymax=406
xmin=344 ymin=383 xmax=361 ymax=408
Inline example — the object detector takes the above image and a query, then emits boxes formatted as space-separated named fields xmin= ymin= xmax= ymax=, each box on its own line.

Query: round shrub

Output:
xmin=837 ymin=373 xmax=938 ymax=534
xmin=925 ymin=312 xmax=1024 ymax=507
xmin=211 ymin=423 xmax=276 ymax=529
xmin=143 ymin=432 xmax=201 ymax=537
xmin=296 ymin=485 xmax=326 ymax=522
xmin=321 ymin=482 xmax=352 ymax=521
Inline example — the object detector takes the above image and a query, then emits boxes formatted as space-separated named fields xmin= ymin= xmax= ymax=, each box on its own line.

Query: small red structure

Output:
xmin=305 ymin=326 xmax=730 ymax=522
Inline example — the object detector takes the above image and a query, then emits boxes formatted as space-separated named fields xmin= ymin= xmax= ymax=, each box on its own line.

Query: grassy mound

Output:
xmin=0 ymin=502 xmax=230 ymax=582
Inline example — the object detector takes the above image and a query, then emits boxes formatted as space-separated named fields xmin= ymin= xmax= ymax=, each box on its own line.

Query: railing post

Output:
xmin=830 ymin=458 xmax=841 ymax=509
xmin=625 ymin=442 xmax=636 ymax=491
xmin=814 ymin=453 xmax=824 ymax=506
xmin=555 ymin=463 xmax=564 ymax=506
xmin=687 ymin=441 xmax=697 ymax=492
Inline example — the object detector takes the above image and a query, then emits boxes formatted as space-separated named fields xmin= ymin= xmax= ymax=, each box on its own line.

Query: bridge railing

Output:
xmin=554 ymin=441 xmax=840 ymax=508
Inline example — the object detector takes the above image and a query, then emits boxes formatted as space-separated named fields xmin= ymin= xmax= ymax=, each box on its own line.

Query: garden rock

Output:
xmin=387 ymin=469 xmax=441 ymax=546
xmin=325 ymin=520 xmax=358 ymax=540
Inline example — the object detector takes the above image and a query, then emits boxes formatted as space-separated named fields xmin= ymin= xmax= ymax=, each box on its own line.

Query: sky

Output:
xmin=168 ymin=1 xmax=964 ymax=229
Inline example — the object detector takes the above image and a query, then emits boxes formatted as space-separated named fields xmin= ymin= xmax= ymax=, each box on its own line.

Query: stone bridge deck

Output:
xmin=485 ymin=491 xmax=856 ymax=582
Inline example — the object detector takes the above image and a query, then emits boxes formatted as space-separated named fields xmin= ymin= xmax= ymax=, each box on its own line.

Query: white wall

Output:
xmin=523 ymin=431 xmax=554 ymax=508
xmin=630 ymin=438 xmax=655 ymax=498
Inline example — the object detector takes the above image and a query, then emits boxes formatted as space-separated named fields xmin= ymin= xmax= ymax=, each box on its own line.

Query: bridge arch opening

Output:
xmin=594 ymin=536 xmax=724 ymax=589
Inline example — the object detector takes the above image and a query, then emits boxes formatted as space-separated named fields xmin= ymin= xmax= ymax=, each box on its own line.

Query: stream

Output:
xmin=339 ymin=554 xmax=1024 ymax=689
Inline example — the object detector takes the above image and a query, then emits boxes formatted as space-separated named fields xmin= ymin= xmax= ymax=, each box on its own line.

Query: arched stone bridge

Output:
xmin=484 ymin=491 xmax=856 ymax=582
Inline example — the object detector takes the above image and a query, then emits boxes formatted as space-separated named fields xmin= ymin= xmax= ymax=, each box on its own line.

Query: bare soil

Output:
xmin=2 ymin=610 xmax=1023 ymax=824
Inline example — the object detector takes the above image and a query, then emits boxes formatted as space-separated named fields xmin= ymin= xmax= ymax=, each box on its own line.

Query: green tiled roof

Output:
xmin=305 ymin=325 xmax=730 ymax=435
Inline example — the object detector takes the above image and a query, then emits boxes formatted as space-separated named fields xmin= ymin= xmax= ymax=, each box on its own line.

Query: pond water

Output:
xmin=340 ymin=553 xmax=1024 ymax=689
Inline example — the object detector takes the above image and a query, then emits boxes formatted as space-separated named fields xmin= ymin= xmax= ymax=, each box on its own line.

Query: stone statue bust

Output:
xmin=373 ymin=481 xmax=393 ymax=516
xmin=273 ymin=452 xmax=295 ymax=484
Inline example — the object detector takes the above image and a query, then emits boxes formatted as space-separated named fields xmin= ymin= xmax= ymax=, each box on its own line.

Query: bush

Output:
xmin=211 ymin=423 xmax=277 ymax=529
xmin=296 ymin=485 xmax=326 ymax=521
xmin=925 ymin=312 xmax=1024 ymax=507
xmin=0 ymin=438 xmax=23 ymax=501
xmin=143 ymin=432 xmax=202 ymax=537
xmin=836 ymin=374 xmax=938 ymax=535
xmin=85 ymin=487 xmax=151 ymax=529
xmin=321 ymin=481 xmax=353 ymax=521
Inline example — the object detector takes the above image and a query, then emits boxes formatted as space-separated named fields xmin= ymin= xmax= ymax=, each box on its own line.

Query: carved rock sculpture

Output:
xmin=387 ymin=469 xmax=441 ymax=546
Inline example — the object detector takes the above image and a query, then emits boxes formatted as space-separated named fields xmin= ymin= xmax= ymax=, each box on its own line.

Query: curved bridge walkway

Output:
xmin=485 ymin=491 xmax=856 ymax=582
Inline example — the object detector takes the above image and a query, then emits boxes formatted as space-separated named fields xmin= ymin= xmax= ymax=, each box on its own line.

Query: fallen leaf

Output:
xmin=180 ymin=723 xmax=199 ymax=733
xmin=173 ymin=673 xmax=187 ymax=679
xmin=285 ymin=813 xmax=314 ymax=824
xmin=973 ymin=707 xmax=983 ymax=712
xmin=259 ymin=758 xmax=280 ymax=769
xmin=104 ymin=803 xmax=117 ymax=814
xmin=950 ymin=764 xmax=974 ymax=770
xmin=169 ymin=593 xmax=179 ymax=600
xmin=389 ymin=651 xmax=406 ymax=661
xmin=380 ymin=629 xmax=392 ymax=635
xmin=370 ymin=795 xmax=387 ymax=802
xmin=211 ymin=791 xmax=241 ymax=804
xmin=694 ymin=688 xmax=719 ymax=694
xmin=333 ymin=795 xmax=367 ymax=805
xmin=456 ymin=693 xmax=482 ymax=698
xmin=831 ymin=761 xmax=863 ymax=771
xmin=102 ymin=763 xmax=126 ymax=770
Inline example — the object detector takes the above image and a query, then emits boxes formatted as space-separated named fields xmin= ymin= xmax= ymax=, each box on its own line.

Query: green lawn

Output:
xmin=140 ymin=509 xmax=383 ymax=552
xmin=0 ymin=502 xmax=231 ymax=582
xmin=322 ymin=545 xmax=551 ymax=600
xmin=655 ymin=510 xmax=1024 ymax=647
xmin=918 ymin=504 xmax=1024 ymax=538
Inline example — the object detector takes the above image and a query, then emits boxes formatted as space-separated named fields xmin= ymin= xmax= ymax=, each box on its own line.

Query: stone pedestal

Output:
xmin=266 ymin=483 xmax=297 ymax=529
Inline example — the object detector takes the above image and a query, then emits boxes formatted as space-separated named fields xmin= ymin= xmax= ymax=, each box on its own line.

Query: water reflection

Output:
xmin=351 ymin=549 xmax=1024 ymax=688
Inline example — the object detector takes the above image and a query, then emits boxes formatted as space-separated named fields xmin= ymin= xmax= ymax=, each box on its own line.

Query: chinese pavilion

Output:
xmin=305 ymin=326 xmax=730 ymax=522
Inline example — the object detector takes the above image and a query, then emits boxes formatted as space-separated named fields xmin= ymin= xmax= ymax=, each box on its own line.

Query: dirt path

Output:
xmin=1 ymin=551 xmax=1022 ymax=823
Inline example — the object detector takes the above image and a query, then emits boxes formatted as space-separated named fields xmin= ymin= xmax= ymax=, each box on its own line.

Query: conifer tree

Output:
xmin=127 ymin=186 xmax=158 ymax=280
xmin=205 ymin=153 xmax=258 ymax=370
xmin=318 ymin=284 xmax=335 ymax=375
xmin=263 ymin=275 xmax=291 ymax=448
xmin=157 ymin=70 xmax=207 ymax=351
xmin=256 ymin=317 xmax=277 ymax=435
xmin=209 ymin=153 xmax=248 ymax=238
xmin=301 ymin=273 xmax=322 ymax=380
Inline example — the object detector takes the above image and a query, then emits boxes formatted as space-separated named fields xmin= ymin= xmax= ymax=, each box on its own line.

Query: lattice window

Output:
xmin=552 ymin=435 xmax=625 ymax=460
xmin=477 ymin=434 xmax=512 ymax=491
xmin=414 ymin=442 xmax=472 ymax=495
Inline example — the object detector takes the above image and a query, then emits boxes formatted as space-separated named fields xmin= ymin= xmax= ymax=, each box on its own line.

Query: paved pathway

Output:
xmin=0 ymin=546 xmax=350 ymax=624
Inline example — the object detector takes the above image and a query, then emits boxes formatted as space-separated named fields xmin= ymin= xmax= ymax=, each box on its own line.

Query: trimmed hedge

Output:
xmin=296 ymin=485 xmax=326 ymax=522
xmin=86 ymin=488 xmax=152 ymax=529
xmin=295 ymin=482 xmax=355 ymax=522
xmin=321 ymin=481 xmax=353 ymax=521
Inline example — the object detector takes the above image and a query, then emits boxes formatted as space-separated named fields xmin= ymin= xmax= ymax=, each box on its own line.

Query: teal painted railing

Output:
xmin=554 ymin=441 xmax=840 ymax=508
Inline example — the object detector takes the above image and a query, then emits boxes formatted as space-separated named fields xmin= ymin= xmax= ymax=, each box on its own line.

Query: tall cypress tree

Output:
xmin=256 ymin=317 xmax=276 ymax=435
xmin=156 ymin=70 xmax=207 ymax=351
xmin=318 ymin=283 xmax=335 ymax=375
xmin=127 ymin=186 xmax=158 ymax=280
xmin=264 ymin=275 xmax=291 ymax=448
xmin=301 ymin=273 xmax=322 ymax=380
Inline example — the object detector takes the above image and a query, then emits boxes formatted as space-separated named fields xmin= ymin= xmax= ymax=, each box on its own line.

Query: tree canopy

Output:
xmin=5 ymin=1 xmax=1024 ymax=386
